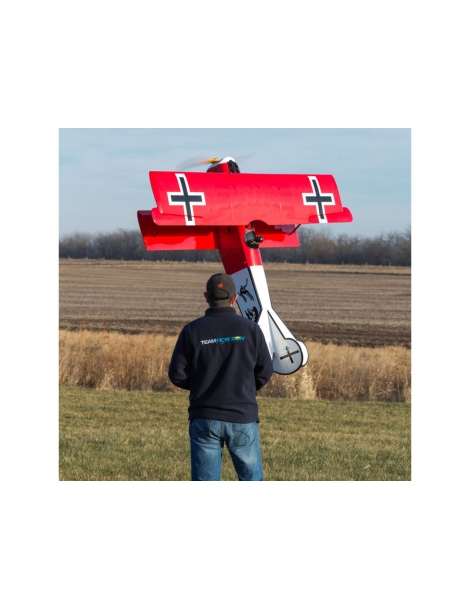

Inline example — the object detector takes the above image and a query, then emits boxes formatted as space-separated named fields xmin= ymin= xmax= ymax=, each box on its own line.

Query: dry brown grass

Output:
xmin=261 ymin=342 xmax=410 ymax=402
xmin=59 ymin=330 xmax=411 ymax=402
xmin=59 ymin=330 xmax=176 ymax=392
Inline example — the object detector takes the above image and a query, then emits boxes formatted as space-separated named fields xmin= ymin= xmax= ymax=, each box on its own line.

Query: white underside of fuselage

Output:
xmin=231 ymin=265 xmax=309 ymax=375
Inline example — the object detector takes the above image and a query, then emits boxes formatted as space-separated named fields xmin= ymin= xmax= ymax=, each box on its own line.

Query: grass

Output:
xmin=59 ymin=387 xmax=411 ymax=481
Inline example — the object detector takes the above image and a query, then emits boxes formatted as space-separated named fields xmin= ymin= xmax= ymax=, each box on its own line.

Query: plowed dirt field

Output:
xmin=59 ymin=260 xmax=411 ymax=347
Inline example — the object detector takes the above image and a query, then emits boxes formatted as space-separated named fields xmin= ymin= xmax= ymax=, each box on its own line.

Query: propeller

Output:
xmin=176 ymin=154 xmax=255 ymax=171
xmin=176 ymin=157 xmax=221 ymax=170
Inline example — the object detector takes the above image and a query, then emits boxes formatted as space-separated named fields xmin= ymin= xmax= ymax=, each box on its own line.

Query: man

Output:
xmin=168 ymin=272 xmax=273 ymax=481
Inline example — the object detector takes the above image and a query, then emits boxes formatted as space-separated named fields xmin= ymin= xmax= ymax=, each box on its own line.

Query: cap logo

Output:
xmin=218 ymin=283 xmax=223 ymax=288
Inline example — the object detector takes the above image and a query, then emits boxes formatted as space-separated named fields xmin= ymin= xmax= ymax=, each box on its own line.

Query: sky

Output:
xmin=59 ymin=128 xmax=411 ymax=239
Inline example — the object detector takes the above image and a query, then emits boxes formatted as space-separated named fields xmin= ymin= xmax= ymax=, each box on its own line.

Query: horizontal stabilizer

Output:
xmin=266 ymin=311 xmax=308 ymax=375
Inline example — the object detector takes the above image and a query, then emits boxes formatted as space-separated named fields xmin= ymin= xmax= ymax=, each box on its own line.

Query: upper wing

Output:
xmin=147 ymin=171 xmax=352 ymax=227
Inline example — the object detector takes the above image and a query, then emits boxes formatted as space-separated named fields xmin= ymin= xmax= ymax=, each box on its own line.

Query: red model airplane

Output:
xmin=137 ymin=157 xmax=353 ymax=375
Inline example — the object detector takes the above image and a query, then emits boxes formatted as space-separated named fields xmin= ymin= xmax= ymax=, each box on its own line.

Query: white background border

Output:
xmin=1 ymin=2 xmax=469 ymax=608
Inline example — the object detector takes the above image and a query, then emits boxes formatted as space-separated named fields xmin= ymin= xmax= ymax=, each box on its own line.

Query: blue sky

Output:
xmin=59 ymin=128 xmax=410 ymax=239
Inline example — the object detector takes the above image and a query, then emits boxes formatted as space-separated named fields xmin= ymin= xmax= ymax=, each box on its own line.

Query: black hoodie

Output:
xmin=168 ymin=307 xmax=273 ymax=423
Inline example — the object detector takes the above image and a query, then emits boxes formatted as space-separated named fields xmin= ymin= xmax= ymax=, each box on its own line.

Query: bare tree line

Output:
xmin=59 ymin=227 xmax=411 ymax=266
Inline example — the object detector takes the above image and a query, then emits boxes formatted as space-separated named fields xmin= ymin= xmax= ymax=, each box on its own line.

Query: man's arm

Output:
xmin=168 ymin=328 xmax=191 ymax=390
xmin=254 ymin=327 xmax=273 ymax=391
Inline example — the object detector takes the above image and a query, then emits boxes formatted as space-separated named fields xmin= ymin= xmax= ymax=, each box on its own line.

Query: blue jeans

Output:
xmin=189 ymin=419 xmax=264 ymax=481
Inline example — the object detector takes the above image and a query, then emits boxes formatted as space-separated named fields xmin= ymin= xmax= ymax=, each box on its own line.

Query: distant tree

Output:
xmin=60 ymin=227 xmax=411 ymax=266
xmin=59 ymin=233 xmax=93 ymax=258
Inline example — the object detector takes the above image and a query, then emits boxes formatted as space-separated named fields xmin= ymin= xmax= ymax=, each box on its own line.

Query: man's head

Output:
xmin=205 ymin=273 xmax=237 ymax=307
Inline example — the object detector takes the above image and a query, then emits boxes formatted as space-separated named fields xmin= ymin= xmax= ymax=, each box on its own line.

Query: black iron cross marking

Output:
xmin=302 ymin=177 xmax=335 ymax=223
xmin=280 ymin=346 xmax=300 ymax=363
xmin=167 ymin=174 xmax=206 ymax=226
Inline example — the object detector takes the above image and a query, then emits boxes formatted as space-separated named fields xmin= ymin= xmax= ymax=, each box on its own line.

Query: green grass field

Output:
xmin=59 ymin=387 xmax=411 ymax=481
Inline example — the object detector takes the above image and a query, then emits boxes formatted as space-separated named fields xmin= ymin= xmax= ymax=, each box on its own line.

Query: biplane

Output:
xmin=137 ymin=156 xmax=353 ymax=375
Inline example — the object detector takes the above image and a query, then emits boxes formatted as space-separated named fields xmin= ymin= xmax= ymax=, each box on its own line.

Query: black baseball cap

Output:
xmin=206 ymin=273 xmax=236 ymax=301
